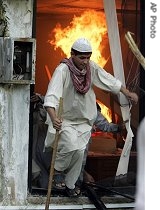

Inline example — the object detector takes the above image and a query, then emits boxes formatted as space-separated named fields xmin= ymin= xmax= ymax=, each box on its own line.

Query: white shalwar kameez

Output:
xmin=44 ymin=60 xmax=122 ymax=189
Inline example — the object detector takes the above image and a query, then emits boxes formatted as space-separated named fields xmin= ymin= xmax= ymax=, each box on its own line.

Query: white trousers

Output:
xmin=46 ymin=122 xmax=92 ymax=189
xmin=55 ymin=148 xmax=85 ymax=189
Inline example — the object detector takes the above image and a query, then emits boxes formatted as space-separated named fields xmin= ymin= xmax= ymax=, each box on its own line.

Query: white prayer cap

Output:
xmin=71 ymin=38 xmax=92 ymax=53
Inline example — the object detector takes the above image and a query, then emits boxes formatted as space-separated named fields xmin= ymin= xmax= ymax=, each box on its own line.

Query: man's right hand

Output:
xmin=52 ymin=117 xmax=62 ymax=131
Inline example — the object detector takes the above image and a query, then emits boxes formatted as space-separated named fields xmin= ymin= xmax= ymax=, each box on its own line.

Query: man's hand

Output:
xmin=120 ymin=86 xmax=138 ymax=105
xmin=30 ymin=93 xmax=41 ymax=103
xmin=52 ymin=117 xmax=62 ymax=131
xmin=127 ymin=92 xmax=138 ymax=104
xmin=45 ymin=107 xmax=62 ymax=131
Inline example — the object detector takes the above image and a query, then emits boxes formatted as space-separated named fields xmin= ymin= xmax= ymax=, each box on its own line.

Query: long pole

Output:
xmin=103 ymin=0 xmax=133 ymax=177
xmin=45 ymin=97 xmax=63 ymax=210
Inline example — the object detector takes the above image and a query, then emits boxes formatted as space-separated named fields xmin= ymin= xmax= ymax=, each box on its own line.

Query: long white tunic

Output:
xmin=44 ymin=60 xmax=122 ymax=151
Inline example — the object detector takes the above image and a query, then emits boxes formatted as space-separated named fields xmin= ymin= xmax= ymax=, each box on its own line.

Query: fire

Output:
xmin=96 ymin=100 xmax=112 ymax=123
xmin=48 ymin=10 xmax=107 ymax=67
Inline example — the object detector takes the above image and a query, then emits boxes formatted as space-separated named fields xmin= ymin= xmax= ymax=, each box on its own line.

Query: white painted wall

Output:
xmin=0 ymin=0 xmax=34 ymax=206
xmin=4 ymin=0 xmax=33 ymax=38
xmin=0 ymin=86 xmax=30 ymax=205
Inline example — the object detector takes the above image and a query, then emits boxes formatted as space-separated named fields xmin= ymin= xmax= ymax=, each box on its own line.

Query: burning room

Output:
xmin=29 ymin=0 xmax=145 ymax=197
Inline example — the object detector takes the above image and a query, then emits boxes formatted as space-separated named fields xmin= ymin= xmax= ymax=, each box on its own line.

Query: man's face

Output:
xmin=72 ymin=53 xmax=92 ymax=70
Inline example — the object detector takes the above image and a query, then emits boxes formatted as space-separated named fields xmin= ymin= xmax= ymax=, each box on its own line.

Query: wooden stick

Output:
xmin=45 ymin=97 xmax=63 ymax=210
xmin=125 ymin=31 xmax=145 ymax=70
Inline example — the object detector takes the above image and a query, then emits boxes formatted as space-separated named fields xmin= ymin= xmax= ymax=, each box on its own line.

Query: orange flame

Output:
xmin=48 ymin=10 xmax=107 ymax=67
xmin=96 ymin=100 xmax=112 ymax=123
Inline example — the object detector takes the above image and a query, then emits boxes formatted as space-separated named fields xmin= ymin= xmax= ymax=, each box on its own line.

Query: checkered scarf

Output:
xmin=61 ymin=57 xmax=91 ymax=94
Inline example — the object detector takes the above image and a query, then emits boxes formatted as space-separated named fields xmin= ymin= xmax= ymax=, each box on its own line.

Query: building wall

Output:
xmin=0 ymin=0 xmax=34 ymax=205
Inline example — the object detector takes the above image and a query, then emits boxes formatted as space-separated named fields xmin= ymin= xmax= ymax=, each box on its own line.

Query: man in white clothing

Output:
xmin=44 ymin=37 xmax=138 ymax=197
